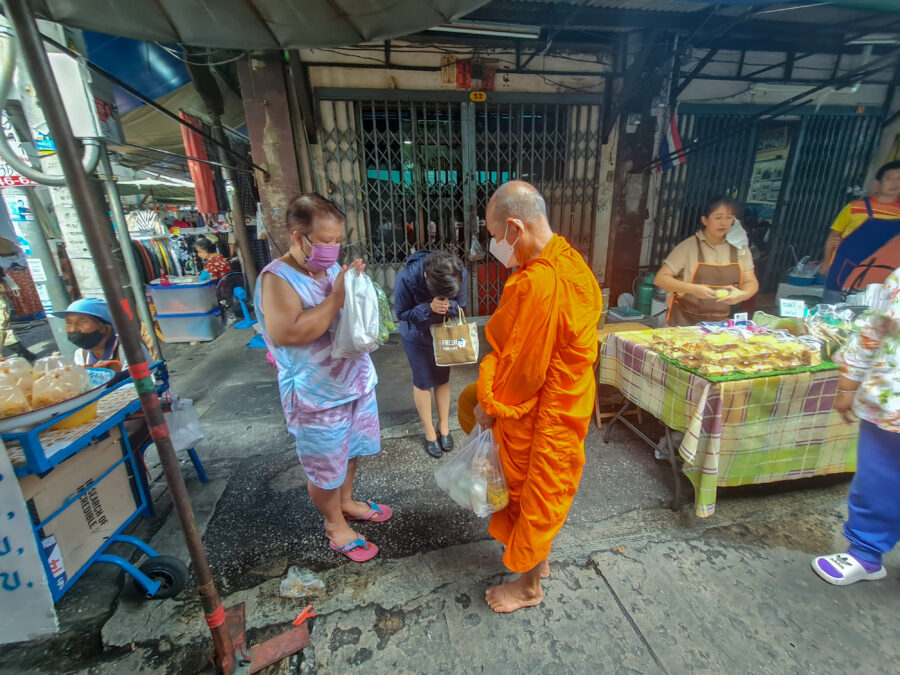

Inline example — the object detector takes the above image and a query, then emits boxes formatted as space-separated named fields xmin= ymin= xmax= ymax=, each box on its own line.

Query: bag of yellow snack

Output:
xmin=0 ymin=356 xmax=33 ymax=396
xmin=31 ymin=365 xmax=91 ymax=408
xmin=0 ymin=383 xmax=31 ymax=418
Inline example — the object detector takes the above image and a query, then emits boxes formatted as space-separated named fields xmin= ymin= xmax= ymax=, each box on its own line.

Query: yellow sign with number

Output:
xmin=469 ymin=91 xmax=487 ymax=102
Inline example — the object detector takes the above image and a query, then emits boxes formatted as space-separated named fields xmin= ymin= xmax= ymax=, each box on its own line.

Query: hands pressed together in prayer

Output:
xmin=431 ymin=297 xmax=451 ymax=314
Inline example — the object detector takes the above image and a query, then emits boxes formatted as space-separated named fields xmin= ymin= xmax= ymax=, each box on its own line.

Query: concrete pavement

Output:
xmin=1 ymin=324 xmax=898 ymax=674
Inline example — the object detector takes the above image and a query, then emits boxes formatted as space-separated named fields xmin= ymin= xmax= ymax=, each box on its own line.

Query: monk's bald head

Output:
xmin=487 ymin=181 xmax=549 ymax=230
xmin=485 ymin=181 xmax=554 ymax=266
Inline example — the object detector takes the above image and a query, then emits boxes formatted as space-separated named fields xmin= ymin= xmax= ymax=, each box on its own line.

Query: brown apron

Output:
xmin=666 ymin=235 xmax=744 ymax=327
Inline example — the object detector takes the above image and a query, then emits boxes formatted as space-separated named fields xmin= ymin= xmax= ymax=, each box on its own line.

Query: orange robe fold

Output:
xmin=477 ymin=234 xmax=602 ymax=573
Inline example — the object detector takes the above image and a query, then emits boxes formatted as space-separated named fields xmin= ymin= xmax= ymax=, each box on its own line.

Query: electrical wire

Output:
xmin=154 ymin=42 xmax=247 ymax=67
xmin=309 ymin=44 xmax=615 ymax=69
xmin=536 ymin=74 xmax=605 ymax=92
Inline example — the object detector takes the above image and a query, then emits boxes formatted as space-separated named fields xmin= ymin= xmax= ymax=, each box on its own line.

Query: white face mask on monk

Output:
xmin=490 ymin=222 xmax=520 ymax=268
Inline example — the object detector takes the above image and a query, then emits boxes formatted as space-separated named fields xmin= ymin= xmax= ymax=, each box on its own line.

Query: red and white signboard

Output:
xmin=0 ymin=112 xmax=39 ymax=187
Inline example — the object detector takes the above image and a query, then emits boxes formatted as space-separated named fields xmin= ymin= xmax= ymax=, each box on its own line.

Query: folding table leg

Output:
xmin=603 ymin=401 xmax=631 ymax=444
xmin=663 ymin=427 xmax=682 ymax=511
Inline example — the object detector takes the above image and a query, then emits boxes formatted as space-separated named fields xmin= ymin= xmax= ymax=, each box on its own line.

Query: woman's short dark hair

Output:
xmin=702 ymin=195 xmax=741 ymax=219
xmin=875 ymin=160 xmax=900 ymax=181
xmin=286 ymin=194 xmax=346 ymax=237
xmin=195 ymin=237 xmax=217 ymax=253
xmin=424 ymin=250 xmax=463 ymax=299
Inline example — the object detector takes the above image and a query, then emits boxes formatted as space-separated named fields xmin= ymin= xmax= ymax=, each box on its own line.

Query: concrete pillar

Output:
xmin=236 ymin=55 xmax=302 ymax=256
xmin=605 ymin=33 xmax=658 ymax=303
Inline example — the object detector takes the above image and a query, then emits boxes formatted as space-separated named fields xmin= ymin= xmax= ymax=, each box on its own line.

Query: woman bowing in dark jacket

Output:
xmin=394 ymin=250 xmax=468 ymax=458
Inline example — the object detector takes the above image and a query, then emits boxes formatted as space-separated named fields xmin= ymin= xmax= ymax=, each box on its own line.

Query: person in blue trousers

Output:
xmin=812 ymin=266 xmax=900 ymax=585
xmin=394 ymin=250 xmax=467 ymax=459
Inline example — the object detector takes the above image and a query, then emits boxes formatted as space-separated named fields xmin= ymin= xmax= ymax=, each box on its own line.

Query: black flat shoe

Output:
xmin=439 ymin=434 xmax=454 ymax=452
xmin=425 ymin=438 xmax=442 ymax=458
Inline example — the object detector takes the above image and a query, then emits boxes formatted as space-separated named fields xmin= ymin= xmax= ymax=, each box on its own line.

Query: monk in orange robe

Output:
xmin=473 ymin=181 xmax=603 ymax=613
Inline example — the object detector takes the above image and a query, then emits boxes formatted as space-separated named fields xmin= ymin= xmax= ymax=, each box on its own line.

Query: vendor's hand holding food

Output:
xmin=719 ymin=286 xmax=746 ymax=305
xmin=691 ymin=284 xmax=719 ymax=300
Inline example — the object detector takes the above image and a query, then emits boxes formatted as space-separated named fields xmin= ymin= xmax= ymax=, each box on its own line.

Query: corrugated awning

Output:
xmin=30 ymin=0 xmax=493 ymax=49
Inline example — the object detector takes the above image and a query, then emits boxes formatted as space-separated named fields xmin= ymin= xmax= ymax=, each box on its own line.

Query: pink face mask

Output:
xmin=305 ymin=237 xmax=340 ymax=271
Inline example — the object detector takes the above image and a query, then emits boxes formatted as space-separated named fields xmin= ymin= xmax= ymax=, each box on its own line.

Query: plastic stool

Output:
xmin=233 ymin=287 xmax=257 ymax=329
xmin=186 ymin=447 xmax=208 ymax=483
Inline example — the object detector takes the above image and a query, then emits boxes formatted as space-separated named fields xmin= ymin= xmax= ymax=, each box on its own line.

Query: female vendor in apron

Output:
xmin=654 ymin=196 xmax=759 ymax=327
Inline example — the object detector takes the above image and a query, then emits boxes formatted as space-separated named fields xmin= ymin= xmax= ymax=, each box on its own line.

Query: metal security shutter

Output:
xmin=651 ymin=111 xmax=758 ymax=268
xmin=316 ymin=90 xmax=603 ymax=314
xmin=762 ymin=112 xmax=881 ymax=290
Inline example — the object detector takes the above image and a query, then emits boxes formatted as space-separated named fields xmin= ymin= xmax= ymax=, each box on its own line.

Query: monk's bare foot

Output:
xmin=539 ymin=560 xmax=550 ymax=579
xmin=485 ymin=578 xmax=543 ymax=613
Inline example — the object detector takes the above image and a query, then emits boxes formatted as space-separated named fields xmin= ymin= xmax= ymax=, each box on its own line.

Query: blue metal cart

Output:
xmin=2 ymin=363 xmax=201 ymax=602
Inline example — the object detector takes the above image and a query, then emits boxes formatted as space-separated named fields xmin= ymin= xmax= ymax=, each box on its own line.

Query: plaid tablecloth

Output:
xmin=599 ymin=331 xmax=858 ymax=517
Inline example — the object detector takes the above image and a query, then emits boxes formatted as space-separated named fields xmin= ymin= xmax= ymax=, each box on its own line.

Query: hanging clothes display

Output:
xmin=179 ymin=111 xmax=218 ymax=213
xmin=131 ymin=236 xmax=181 ymax=283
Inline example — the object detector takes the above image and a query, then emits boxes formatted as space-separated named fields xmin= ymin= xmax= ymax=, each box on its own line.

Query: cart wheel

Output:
xmin=135 ymin=555 xmax=189 ymax=599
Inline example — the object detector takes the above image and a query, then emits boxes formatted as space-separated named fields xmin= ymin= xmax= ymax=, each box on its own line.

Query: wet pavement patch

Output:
xmin=201 ymin=435 xmax=492 ymax=594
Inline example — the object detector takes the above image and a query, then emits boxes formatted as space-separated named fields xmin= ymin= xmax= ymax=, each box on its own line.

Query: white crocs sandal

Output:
xmin=811 ymin=552 xmax=887 ymax=586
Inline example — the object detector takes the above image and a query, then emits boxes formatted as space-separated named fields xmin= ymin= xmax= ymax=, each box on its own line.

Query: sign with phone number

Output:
xmin=0 ymin=174 xmax=38 ymax=187
xmin=0 ymin=112 xmax=39 ymax=187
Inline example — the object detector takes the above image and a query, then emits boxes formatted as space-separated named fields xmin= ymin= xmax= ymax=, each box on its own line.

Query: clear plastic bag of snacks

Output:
xmin=32 ymin=353 xmax=77 ymax=379
xmin=31 ymin=365 xmax=92 ymax=408
xmin=0 ymin=356 xmax=33 ymax=396
xmin=0 ymin=383 xmax=32 ymax=418
xmin=434 ymin=425 xmax=509 ymax=517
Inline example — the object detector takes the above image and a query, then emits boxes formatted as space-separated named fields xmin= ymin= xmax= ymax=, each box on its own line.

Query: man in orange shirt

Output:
xmin=473 ymin=181 xmax=603 ymax=613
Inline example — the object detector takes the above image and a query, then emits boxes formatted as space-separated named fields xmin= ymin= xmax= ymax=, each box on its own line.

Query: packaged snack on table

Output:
xmin=704 ymin=332 xmax=740 ymax=351
xmin=0 ymin=383 xmax=32 ymax=418
xmin=31 ymin=365 xmax=92 ymax=408
xmin=0 ymin=356 xmax=33 ymax=396
xmin=32 ymin=353 xmax=77 ymax=380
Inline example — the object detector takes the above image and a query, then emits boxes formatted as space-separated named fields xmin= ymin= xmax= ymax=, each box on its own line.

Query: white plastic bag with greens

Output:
xmin=434 ymin=424 xmax=509 ymax=517
xmin=331 ymin=271 xmax=380 ymax=358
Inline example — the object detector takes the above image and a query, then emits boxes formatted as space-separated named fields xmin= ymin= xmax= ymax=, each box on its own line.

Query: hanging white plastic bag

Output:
xmin=331 ymin=271 xmax=380 ymax=358
xmin=164 ymin=395 xmax=204 ymax=452
xmin=434 ymin=424 xmax=509 ymax=517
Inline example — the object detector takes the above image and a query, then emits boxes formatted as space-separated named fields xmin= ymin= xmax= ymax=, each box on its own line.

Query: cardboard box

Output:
xmin=17 ymin=428 xmax=137 ymax=593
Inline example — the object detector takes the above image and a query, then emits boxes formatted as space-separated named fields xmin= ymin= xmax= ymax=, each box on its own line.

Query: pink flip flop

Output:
xmin=329 ymin=537 xmax=379 ymax=562
xmin=346 ymin=501 xmax=393 ymax=523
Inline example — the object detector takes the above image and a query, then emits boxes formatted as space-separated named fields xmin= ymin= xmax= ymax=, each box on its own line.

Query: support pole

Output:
xmin=211 ymin=122 xmax=257 ymax=293
xmin=4 ymin=0 xmax=236 ymax=670
xmin=97 ymin=149 xmax=163 ymax=360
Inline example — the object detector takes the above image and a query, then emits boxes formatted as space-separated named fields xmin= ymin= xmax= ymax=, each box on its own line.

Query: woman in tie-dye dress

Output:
xmin=256 ymin=194 xmax=391 ymax=562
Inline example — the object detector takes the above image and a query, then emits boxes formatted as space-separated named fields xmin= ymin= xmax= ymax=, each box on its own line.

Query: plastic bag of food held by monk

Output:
xmin=434 ymin=424 xmax=509 ymax=517
xmin=331 ymin=271 xmax=381 ymax=359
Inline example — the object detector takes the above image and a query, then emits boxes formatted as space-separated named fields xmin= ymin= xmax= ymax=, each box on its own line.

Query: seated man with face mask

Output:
xmin=53 ymin=297 xmax=150 ymax=372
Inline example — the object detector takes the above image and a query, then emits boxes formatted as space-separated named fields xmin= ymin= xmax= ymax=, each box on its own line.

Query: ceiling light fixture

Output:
xmin=428 ymin=20 xmax=541 ymax=40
